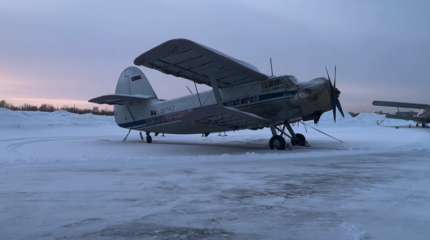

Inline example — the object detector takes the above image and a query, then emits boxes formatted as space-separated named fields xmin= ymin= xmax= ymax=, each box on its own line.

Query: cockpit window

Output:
xmin=261 ymin=78 xmax=283 ymax=89
xmin=289 ymin=76 xmax=298 ymax=84
xmin=261 ymin=82 xmax=268 ymax=89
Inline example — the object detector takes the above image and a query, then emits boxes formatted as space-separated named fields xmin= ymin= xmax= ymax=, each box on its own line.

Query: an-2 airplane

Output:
xmin=373 ymin=100 xmax=430 ymax=128
xmin=89 ymin=39 xmax=345 ymax=150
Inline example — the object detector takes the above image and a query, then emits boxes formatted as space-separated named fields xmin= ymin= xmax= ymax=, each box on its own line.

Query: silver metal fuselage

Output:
xmin=417 ymin=109 xmax=430 ymax=123
xmin=114 ymin=77 xmax=333 ymax=134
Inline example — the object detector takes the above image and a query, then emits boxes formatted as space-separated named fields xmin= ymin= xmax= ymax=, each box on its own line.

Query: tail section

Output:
xmin=88 ymin=66 xmax=158 ymax=128
xmin=116 ymin=66 xmax=157 ymax=98
xmin=113 ymin=67 xmax=157 ymax=127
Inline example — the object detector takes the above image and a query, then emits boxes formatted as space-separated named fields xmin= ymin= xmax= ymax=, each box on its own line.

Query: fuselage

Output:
xmin=114 ymin=76 xmax=333 ymax=134
xmin=417 ymin=109 xmax=430 ymax=123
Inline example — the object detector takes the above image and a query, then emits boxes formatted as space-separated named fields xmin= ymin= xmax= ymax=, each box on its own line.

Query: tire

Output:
xmin=146 ymin=136 xmax=152 ymax=143
xmin=291 ymin=133 xmax=306 ymax=146
xmin=269 ymin=135 xmax=286 ymax=150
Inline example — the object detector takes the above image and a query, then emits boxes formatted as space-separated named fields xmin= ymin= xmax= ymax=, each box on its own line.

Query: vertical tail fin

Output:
xmin=115 ymin=66 xmax=157 ymax=98
xmin=113 ymin=67 xmax=156 ymax=127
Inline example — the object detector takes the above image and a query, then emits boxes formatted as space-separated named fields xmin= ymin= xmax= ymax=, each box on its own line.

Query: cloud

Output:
xmin=0 ymin=0 xmax=429 ymax=112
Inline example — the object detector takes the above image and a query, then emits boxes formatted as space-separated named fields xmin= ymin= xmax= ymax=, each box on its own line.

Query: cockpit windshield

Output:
xmin=261 ymin=75 xmax=298 ymax=90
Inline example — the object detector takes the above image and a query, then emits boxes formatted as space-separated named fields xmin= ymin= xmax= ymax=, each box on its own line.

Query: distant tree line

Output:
xmin=373 ymin=111 xmax=387 ymax=115
xmin=0 ymin=100 xmax=114 ymax=116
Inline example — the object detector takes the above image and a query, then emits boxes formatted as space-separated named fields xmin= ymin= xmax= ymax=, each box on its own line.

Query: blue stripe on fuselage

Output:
xmin=223 ymin=90 xmax=297 ymax=107
xmin=119 ymin=119 xmax=146 ymax=128
xmin=258 ymin=90 xmax=296 ymax=101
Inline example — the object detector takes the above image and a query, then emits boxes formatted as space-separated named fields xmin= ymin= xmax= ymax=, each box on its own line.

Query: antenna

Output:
xmin=270 ymin=58 xmax=273 ymax=76
xmin=186 ymin=85 xmax=193 ymax=94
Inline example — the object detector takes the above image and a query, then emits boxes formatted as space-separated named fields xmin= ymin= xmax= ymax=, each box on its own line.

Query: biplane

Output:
xmin=90 ymin=39 xmax=345 ymax=149
xmin=373 ymin=101 xmax=430 ymax=127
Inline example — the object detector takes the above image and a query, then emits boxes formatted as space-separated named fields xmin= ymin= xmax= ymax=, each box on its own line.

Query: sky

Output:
xmin=1 ymin=0 xmax=429 ymax=113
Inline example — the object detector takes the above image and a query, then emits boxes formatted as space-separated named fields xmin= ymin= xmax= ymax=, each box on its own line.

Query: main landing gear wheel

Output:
xmin=269 ymin=135 xmax=286 ymax=150
xmin=291 ymin=133 xmax=306 ymax=146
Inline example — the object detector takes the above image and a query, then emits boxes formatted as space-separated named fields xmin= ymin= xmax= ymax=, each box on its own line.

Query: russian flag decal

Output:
xmin=131 ymin=75 xmax=142 ymax=81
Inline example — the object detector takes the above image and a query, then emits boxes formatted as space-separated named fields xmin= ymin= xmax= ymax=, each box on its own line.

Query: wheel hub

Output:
xmin=273 ymin=140 xmax=280 ymax=148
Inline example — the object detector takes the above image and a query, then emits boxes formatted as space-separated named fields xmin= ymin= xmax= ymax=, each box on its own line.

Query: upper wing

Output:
xmin=89 ymin=94 xmax=154 ymax=105
xmin=134 ymin=39 xmax=268 ymax=88
xmin=181 ymin=105 xmax=269 ymax=130
xmin=373 ymin=100 xmax=429 ymax=109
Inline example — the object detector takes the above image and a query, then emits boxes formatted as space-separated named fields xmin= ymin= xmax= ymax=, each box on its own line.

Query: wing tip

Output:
xmin=134 ymin=57 xmax=144 ymax=66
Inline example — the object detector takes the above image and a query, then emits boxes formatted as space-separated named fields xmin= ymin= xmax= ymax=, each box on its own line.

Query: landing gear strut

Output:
xmin=284 ymin=122 xmax=306 ymax=146
xmin=268 ymin=121 xmax=307 ymax=150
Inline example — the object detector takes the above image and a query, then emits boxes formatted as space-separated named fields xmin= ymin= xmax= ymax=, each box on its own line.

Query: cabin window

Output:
xmin=228 ymin=100 xmax=232 ymax=106
xmin=274 ymin=79 xmax=282 ymax=86
xmin=249 ymin=96 xmax=254 ymax=103
xmin=261 ymin=82 xmax=268 ymax=89
xmin=244 ymin=97 xmax=250 ymax=103
xmin=235 ymin=99 xmax=241 ymax=105
xmin=268 ymin=81 xmax=273 ymax=88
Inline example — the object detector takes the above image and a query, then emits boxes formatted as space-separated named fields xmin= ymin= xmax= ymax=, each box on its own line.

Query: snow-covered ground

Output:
xmin=1 ymin=108 xmax=430 ymax=240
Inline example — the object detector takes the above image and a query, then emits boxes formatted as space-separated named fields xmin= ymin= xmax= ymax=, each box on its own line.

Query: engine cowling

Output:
xmin=297 ymin=77 xmax=332 ymax=122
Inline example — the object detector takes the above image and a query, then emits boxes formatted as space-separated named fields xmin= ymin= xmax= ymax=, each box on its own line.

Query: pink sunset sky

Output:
xmin=1 ymin=0 xmax=429 ymax=113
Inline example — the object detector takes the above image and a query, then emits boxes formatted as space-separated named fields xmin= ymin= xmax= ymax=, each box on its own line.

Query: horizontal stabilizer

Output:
xmin=373 ymin=101 xmax=429 ymax=109
xmin=89 ymin=94 xmax=154 ymax=105
xmin=182 ymin=105 xmax=269 ymax=130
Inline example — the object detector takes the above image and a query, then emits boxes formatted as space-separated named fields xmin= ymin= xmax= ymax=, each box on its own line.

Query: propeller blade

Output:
xmin=328 ymin=78 xmax=333 ymax=92
xmin=325 ymin=66 xmax=331 ymax=82
xmin=326 ymin=66 xmax=334 ymax=92
xmin=336 ymin=98 xmax=345 ymax=118
xmin=334 ymin=66 xmax=337 ymax=89
xmin=332 ymin=98 xmax=337 ymax=122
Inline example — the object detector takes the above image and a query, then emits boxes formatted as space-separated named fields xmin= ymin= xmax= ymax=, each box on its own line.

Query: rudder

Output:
xmin=115 ymin=66 xmax=157 ymax=98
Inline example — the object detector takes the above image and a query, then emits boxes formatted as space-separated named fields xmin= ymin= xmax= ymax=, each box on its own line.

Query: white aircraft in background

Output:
xmin=89 ymin=39 xmax=345 ymax=150
xmin=373 ymin=101 xmax=430 ymax=128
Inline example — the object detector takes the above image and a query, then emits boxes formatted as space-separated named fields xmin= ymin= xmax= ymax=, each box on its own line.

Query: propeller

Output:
xmin=325 ymin=66 xmax=345 ymax=122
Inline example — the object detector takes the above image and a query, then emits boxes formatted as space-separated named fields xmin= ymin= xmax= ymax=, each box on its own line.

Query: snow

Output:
xmin=1 ymin=108 xmax=430 ymax=239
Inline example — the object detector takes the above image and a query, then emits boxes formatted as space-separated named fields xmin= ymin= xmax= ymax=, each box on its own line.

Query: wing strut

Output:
xmin=209 ymin=70 xmax=223 ymax=106
xmin=193 ymin=81 xmax=202 ymax=107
